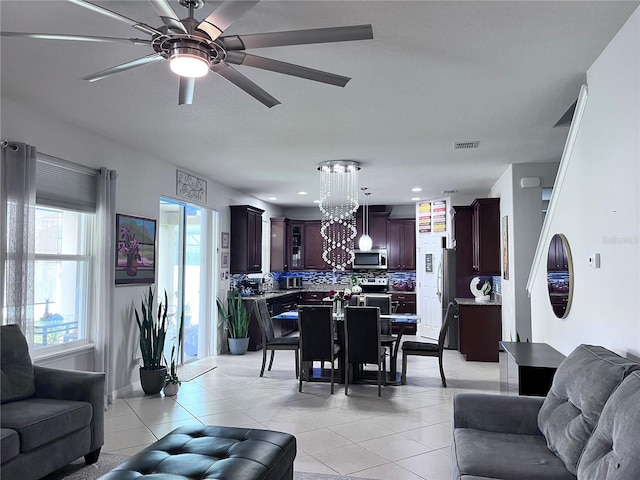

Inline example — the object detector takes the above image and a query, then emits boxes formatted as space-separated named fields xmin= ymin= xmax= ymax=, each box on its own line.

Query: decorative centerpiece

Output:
xmin=470 ymin=277 xmax=492 ymax=302
xmin=328 ymin=288 xmax=352 ymax=316
xmin=350 ymin=274 xmax=363 ymax=294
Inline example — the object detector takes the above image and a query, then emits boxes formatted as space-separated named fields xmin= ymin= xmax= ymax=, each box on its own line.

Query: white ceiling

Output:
xmin=1 ymin=1 xmax=637 ymax=207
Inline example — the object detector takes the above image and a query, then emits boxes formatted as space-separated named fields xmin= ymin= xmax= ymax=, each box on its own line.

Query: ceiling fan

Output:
xmin=1 ymin=0 xmax=373 ymax=106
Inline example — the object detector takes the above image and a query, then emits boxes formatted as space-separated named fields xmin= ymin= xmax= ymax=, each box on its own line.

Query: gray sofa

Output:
xmin=451 ymin=344 xmax=640 ymax=480
xmin=1 ymin=324 xmax=105 ymax=480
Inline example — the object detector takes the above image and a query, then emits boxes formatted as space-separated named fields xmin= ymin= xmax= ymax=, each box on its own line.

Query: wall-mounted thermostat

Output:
xmin=588 ymin=253 xmax=601 ymax=268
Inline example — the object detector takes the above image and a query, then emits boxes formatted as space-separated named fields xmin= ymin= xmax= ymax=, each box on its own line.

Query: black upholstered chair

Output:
xmin=297 ymin=305 xmax=340 ymax=394
xmin=344 ymin=306 xmax=386 ymax=397
xmin=401 ymin=301 xmax=456 ymax=387
xmin=254 ymin=299 xmax=300 ymax=378
xmin=363 ymin=295 xmax=397 ymax=365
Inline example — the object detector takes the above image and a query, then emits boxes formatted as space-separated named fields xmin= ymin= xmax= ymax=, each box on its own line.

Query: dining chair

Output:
xmin=364 ymin=295 xmax=397 ymax=366
xmin=254 ymin=299 xmax=300 ymax=378
xmin=401 ymin=301 xmax=457 ymax=387
xmin=297 ymin=305 xmax=340 ymax=394
xmin=344 ymin=306 xmax=386 ymax=397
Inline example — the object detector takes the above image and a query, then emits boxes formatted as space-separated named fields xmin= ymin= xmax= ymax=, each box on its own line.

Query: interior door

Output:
xmin=417 ymin=235 xmax=445 ymax=340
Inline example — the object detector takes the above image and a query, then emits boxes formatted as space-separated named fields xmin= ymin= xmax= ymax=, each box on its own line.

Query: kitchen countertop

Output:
xmin=455 ymin=297 xmax=502 ymax=306
xmin=246 ymin=289 xmax=417 ymax=301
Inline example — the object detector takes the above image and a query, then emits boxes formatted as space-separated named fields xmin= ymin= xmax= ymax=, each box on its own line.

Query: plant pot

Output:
xmin=163 ymin=382 xmax=179 ymax=396
xmin=139 ymin=366 xmax=167 ymax=395
xmin=228 ymin=337 xmax=249 ymax=355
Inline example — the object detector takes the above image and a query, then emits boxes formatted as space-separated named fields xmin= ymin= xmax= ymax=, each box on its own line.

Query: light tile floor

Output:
xmin=105 ymin=337 xmax=500 ymax=480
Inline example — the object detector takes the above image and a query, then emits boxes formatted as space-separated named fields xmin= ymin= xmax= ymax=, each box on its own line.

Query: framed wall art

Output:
xmin=221 ymin=231 xmax=230 ymax=249
xmin=115 ymin=213 xmax=156 ymax=285
xmin=176 ymin=170 xmax=207 ymax=203
xmin=221 ymin=251 xmax=230 ymax=269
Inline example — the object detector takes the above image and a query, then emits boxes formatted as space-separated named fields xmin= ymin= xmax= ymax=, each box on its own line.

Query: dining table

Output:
xmin=272 ymin=310 xmax=419 ymax=385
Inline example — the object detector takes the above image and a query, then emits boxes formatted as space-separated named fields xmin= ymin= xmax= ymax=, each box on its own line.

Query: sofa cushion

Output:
xmin=1 ymin=324 xmax=35 ymax=404
xmin=1 ymin=428 xmax=20 ymax=464
xmin=537 ymin=344 xmax=639 ymax=475
xmin=452 ymin=428 xmax=576 ymax=480
xmin=577 ymin=371 xmax=640 ymax=479
xmin=0 ymin=397 xmax=92 ymax=452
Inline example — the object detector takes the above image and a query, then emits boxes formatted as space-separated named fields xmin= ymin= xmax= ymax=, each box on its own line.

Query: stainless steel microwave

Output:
xmin=352 ymin=249 xmax=388 ymax=270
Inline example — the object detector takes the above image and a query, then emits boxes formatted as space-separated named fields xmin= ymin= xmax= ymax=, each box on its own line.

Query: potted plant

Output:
xmin=134 ymin=287 xmax=168 ymax=394
xmin=163 ymin=312 xmax=184 ymax=396
xmin=216 ymin=291 xmax=250 ymax=355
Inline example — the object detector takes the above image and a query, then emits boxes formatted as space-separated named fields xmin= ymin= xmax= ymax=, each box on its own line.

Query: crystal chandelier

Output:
xmin=317 ymin=160 xmax=360 ymax=271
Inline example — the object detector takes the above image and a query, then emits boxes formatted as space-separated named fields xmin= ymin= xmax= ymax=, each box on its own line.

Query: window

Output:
xmin=33 ymin=207 xmax=93 ymax=349
xmin=2 ymin=152 xmax=98 ymax=352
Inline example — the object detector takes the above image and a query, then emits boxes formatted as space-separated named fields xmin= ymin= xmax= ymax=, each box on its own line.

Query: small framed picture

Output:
xmin=221 ymin=231 xmax=230 ymax=249
xmin=221 ymin=251 xmax=230 ymax=269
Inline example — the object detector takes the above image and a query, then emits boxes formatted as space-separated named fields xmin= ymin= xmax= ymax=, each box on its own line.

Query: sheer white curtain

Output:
xmin=1 ymin=141 xmax=36 ymax=348
xmin=94 ymin=167 xmax=117 ymax=404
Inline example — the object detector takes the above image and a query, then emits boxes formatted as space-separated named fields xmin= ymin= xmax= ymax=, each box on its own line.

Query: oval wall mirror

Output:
xmin=546 ymin=233 xmax=573 ymax=319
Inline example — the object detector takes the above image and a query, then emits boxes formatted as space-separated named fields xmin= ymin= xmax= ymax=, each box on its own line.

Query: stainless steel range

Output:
xmin=358 ymin=277 xmax=388 ymax=293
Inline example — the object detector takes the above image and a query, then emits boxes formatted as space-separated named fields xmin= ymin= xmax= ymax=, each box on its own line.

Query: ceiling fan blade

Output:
xmin=179 ymin=77 xmax=195 ymax=105
xmin=82 ymin=53 xmax=165 ymax=82
xmin=148 ymin=0 xmax=188 ymax=34
xmin=0 ymin=31 xmax=150 ymax=45
xmin=221 ymin=24 xmax=373 ymax=51
xmin=226 ymin=52 xmax=350 ymax=87
xmin=211 ymin=63 xmax=280 ymax=108
xmin=66 ymin=0 xmax=162 ymax=36
xmin=197 ymin=1 xmax=260 ymax=41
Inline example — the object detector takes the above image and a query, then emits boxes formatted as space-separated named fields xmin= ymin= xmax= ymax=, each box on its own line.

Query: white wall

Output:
xmin=491 ymin=163 xmax=559 ymax=342
xmin=529 ymin=7 xmax=640 ymax=358
xmin=1 ymin=96 xmax=283 ymax=395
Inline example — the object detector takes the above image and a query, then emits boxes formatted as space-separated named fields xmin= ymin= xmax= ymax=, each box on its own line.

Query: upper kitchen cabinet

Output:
xmin=303 ymin=221 xmax=329 ymax=270
xmin=547 ymin=233 xmax=570 ymax=272
xmin=270 ymin=217 xmax=288 ymax=272
xmin=471 ymin=198 xmax=500 ymax=274
xmin=288 ymin=221 xmax=305 ymax=270
xmin=230 ymin=205 xmax=264 ymax=274
xmin=387 ymin=218 xmax=416 ymax=271
xmin=355 ymin=208 xmax=389 ymax=249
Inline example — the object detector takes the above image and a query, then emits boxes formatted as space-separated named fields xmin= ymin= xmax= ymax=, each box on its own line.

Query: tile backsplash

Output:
xmin=231 ymin=270 xmax=417 ymax=292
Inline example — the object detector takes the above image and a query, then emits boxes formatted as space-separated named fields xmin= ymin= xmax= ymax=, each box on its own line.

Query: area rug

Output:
xmin=40 ymin=453 xmax=130 ymax=480
xmin=177 ymin=364 xmax=217 ymax=382
xmin=41 ymin=453 xmax=376 ymax=480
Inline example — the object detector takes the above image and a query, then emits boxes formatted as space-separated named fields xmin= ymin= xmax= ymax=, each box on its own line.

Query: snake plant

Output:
xmin=134 ymin=287 xmax=168 ymax=371
xmin=216 ymin=291 xmax=250 ymax=339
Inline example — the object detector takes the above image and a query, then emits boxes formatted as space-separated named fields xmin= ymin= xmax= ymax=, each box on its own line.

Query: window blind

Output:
xmin=36 ymin=153 xmax=98 ymax=212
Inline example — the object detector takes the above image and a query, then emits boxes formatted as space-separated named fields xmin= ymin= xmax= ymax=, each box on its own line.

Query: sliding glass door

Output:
xmin=158 ymin=198 xmax=215 ymax=363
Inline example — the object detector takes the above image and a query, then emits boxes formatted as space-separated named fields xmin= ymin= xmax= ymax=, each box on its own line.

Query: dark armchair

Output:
xmin=1 ymin=324 xmax=105 ymax=480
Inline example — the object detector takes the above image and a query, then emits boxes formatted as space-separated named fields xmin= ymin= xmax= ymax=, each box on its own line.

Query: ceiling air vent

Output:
xmin=453 ymin=141 xmax=479 ymax=150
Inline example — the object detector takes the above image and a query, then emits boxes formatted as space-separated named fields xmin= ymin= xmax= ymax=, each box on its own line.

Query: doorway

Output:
xmin=417 ymin=235 xmax=445 ymax=340
xmin=158 ymin=198 xmax=214 ymax=364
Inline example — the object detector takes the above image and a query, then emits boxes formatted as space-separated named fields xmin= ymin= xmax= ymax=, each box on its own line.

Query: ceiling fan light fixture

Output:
xmin=169 ymin=45 xmax=210 ymax=78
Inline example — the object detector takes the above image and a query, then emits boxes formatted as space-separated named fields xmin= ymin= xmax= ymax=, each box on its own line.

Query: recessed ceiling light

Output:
xmin=313 ymin=200 xmax=320 ymax=204
xmin=268 ymin=197 xmax=277 ymax=201
xmin=411 ymin=187 xmax=422 ymax=192
xmin=411 ymin=197 xmax=421 ymax=201
xmin=298 ymin=191 xmax=307 ymax=195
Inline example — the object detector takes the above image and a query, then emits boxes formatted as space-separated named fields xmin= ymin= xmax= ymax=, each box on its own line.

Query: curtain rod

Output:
xmin=1 ymin=140 xmax=19 ymax=151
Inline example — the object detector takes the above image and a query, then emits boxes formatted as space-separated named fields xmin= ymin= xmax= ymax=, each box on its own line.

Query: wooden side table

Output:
xmin=500 ymin=341 xmax=566 ymax=396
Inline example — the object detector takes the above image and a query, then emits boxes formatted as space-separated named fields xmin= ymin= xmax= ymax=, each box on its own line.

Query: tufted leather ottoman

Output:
xmin=98 ymin=425 xmax=296 ymax=480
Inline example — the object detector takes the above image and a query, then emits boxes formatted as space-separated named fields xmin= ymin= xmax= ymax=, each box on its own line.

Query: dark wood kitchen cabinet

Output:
xmin=303 ymin=221 xmax=329 ymax=270
xmin=457 ymin=300 xmax=502 ymax=362
xmin=471 ymin=198 xmax=500 ymax=275
xmin=230 ymin=205 xmax=264 ymax=274
xmin=355 ymin=209 xmax=389 ymax=249
xmin=391 ymin=292 xmax=416 ymax=334
xmin=270 ymin=217 xmax=288 ymax=272
xmin=387 ymin=219 xmax=416 ymax=271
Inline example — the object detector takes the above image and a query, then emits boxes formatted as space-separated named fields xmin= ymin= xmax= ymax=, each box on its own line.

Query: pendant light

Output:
xmin=359 ymin=189 xmax=373 ymax=251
